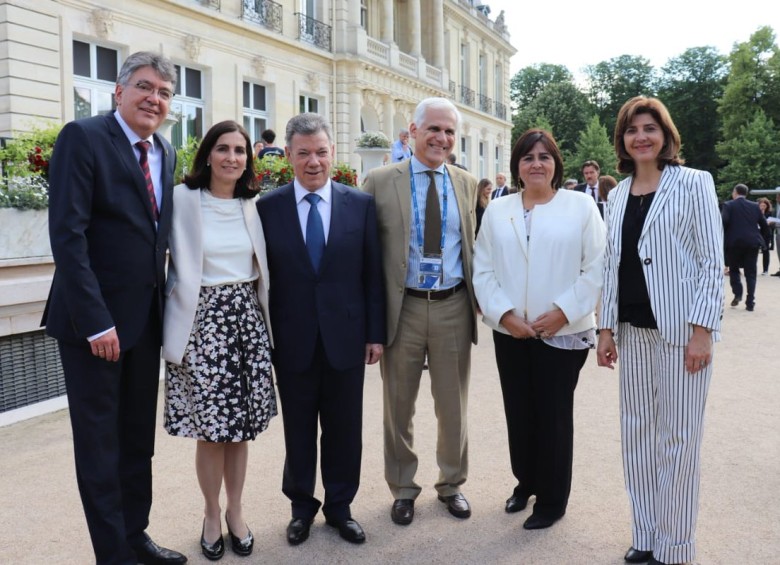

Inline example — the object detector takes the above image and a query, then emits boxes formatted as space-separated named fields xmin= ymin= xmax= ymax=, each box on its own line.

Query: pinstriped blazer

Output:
xmin=599 ymin=166 xmax=724 ymax=346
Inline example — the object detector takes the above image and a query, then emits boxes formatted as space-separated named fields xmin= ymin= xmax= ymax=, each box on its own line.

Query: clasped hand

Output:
xmin=501 ymin=309 xmax=567 ymax=340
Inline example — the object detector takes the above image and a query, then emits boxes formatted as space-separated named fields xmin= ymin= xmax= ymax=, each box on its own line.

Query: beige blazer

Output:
xmin=363 ymin=161 xmax=479 ymax=347
xmin=162 ymin=184 xmax=272 ymax=364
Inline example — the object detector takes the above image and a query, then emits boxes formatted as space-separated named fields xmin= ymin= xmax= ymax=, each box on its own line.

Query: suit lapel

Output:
xmin=393 ymin=165 xmax=412 ymax=256
xmin=608 ymin=179 xmax=631 ymax=260
xmin=321 ymin=183 xmax=348 ymax=273
xmin=640 ymin=165 xmax=678 ymax=240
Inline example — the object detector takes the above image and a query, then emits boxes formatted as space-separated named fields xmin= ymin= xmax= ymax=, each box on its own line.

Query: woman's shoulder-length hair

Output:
xmin=614 ymin=96 xmax=683 ymax=175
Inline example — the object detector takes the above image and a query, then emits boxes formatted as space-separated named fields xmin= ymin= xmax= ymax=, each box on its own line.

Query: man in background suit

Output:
xmin=492 ymin=172 xmax=511 ymax=199
xmin=722 ymin=183 xmax=770 ymax=311
xmin=43 ymin=52 xmax=186 ymax=564
xmin=363 ymin=97 xmax=478 ymax=526
xmin=575 ymin=160 xmax=604 ymax=218
xmin=257 ymin=113 xmax=385 ymax=546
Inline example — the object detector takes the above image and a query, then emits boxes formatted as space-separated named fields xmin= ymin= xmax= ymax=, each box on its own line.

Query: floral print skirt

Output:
xmin=164 ymin=282 xmax=277 ymax=442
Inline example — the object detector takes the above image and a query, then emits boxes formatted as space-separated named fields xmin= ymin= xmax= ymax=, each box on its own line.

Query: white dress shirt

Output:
xmin=294 ymin=178 xmax=332 ymax=243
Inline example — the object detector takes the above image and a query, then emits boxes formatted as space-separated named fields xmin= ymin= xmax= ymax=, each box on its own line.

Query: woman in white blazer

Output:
xmin=162 ymin=121 xmax=277 ymax=560
xmin=473 ymin=129 xmax=605 ymax=530
xmin=597 ymin=97 xmax=724 ymax=565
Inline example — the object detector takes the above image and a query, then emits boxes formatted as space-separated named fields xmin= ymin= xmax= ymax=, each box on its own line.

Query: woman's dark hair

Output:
xmin=509 ymin=128 xmax=563 ymax=190
xmin=183 ymin=120 xmax=258 ymax=198
xmin=614 ymin=96 xmax=683 ymax=175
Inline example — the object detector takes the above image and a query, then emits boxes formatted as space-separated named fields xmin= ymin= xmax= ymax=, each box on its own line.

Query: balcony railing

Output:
xmin=242 ymin=0 xmax=283 ymax=33
xmin=295 ymin=12 xmax=332 ymax=52
xmin=460 ymin=85 xmax=474 ymax=107
xmin=426 ymin=64 xmax=442 ymax=84
xmin=198 ymin=0 xmax=221 ymax=10
xmin=449 ymin=80 xmax=457 ymax=98
xmin=398 ymin=52 xmax=417 ymax=73
xmin=495 ymin=101 xmax=507 ymax=120
xmin=366 ymin=36 xmax=389 ymax=62
xmin=478 ymin=93 xmax=492 ymax=114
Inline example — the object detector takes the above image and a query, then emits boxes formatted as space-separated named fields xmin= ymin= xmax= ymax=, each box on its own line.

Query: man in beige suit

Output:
xmin=363 ymin=97 xmax=478 ymax=526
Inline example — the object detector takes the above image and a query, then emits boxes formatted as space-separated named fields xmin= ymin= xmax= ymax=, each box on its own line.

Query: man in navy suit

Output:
xmin=722 ymin=183 xmax=770 ymax=311
xmin=43 ymin=52 xmax=186 ymax=564
xmin=257 ymin=113 xmax=385 ymax=546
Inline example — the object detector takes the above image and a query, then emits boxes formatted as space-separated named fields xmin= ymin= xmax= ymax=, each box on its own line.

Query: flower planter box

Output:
xmin=0 ymin=208 xmax=51 ymax=260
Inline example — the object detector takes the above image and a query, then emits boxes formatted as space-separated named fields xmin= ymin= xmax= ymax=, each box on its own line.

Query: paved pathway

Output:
xmin=2 ymin=273 xmax=779 ymax=564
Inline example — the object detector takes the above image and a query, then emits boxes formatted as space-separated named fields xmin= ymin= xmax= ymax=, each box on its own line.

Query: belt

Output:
xmin=405 ymin=281 xmax=465 ymax=301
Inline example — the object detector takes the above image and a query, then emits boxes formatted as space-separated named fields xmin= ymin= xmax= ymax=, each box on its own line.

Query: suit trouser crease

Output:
xmin=618 ymin=323 xmax=711 ymax=565
xmin=277 ymin=335 xmax=364 ymax=522
xmin=59 ymin=305 xmax=161 ymax=564
xmin=381 ymin=290 xmax=472 ymax=500
xmin=726 ymin=246 xmax=758 ymax=304
xmin=493 ymin=332 xmax=586 ymax=518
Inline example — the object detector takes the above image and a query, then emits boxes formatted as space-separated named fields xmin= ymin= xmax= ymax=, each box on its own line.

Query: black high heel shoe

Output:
xmin=226 ymin=512 xmax=254 ymax=557
xmin=200 ymin=519 xmax=225 ymax=561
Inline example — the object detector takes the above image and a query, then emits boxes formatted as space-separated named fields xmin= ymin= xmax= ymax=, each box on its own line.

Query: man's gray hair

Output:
xmin=398 ymin=128 xmax=409 ymax=136
xmin=733 ymin=183 xmax=749 ymax=196
xmin=116 ymin=51 xmax=177 ymax=88
xmin=285 ymin=113 xmax=334 ymax=146
xmin=413 ymin=97 xmax=461 ymax=129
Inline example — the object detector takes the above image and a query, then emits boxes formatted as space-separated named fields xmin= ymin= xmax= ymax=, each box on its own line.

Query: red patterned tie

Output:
xmin=135 ymin=141 xmax=159 ymax=221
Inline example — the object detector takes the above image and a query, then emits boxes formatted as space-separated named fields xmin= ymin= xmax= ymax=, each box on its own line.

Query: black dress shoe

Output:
xmin=771 ymin=270 xmax=780 ymax=276
xmin=746 ymin=303 xmax=755 ymax=311
xmin=325 ymin=517 xmax=366 ymax=544
xmin=200 ymin=520 xmax=225 ymax=562
xmin=286 ymin=517 xmax=313 ymax=546
xmin=438 ymin=493 xmax=471 ymax=518
xmin=391 ymin=499 xmax=415 ymax=525
xmin=505 ymin=495 xmax=529 ymax=513
xmin=522 ymin=513 xmax=561 ymax=530
xmin=731 ymin=296 xmax=741 ymax=306
xmin=133 ymin=533 xmax=188 ymax=564
xmin=226 ymin=520 xmax=253 ymax=556
xmin=624 ymin=547 xmax=652 ymax=563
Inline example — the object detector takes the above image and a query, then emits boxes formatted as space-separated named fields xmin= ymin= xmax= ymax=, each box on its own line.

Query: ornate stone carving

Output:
xmin=252 ymin=56 xmax=267 ymax=78
xmin=184 ymin=35 xmax=201 ymax=61
xmin=89 ymin=9 xmax=114 ymax=39
xmin=305 ymin=72 xmax=320 ymax=92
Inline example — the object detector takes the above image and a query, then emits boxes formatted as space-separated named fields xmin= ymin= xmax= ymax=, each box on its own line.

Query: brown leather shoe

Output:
xmin=437 ymin=493 xmax=471 ymax=518
xmin=391 ymin=499 xmax=415 ymax=525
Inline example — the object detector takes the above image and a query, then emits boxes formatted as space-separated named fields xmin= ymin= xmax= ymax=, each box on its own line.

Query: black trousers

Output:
xmin=727 ymin=246 xmax=759 ymax=305
xmin=58 ymin=306 xmax=161 ymax=565
xmin=493 ymin=331 xmax=588 ymax=520
xmin=275 ymin=335 xmax=364 ymax=522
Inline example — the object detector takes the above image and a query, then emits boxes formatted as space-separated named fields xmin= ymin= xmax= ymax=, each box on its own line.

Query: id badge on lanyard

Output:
xmin=418 ymin=254 xmax=443 ymax=289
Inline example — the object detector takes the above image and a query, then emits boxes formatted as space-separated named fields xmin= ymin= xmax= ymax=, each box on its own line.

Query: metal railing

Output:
xmin=478 ymin=93 xmax=492 ymax=114
xmin=495 ymin=101 xmax=507 ymax=120
xmin=449 ymin=80 xmax=457 ymax=98
xmin=242 ymin=0 xmax=283 ymax=34
xmin=460 ymin=85 xmax=474 ymax=107
xmin=295 ymin=12 xmax=332 ymax=52
xmin=198 ymin=0 xmax=221 ymax=10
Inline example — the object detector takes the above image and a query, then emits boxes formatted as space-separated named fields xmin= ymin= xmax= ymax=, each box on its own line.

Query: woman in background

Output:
xmin=473 ymin=128 xmax=604 ymax=530
xmin=476 ymin=177 xmax=493 ymax=235
xmin=163 ymin=120 xmax=277 ymax=561
xmin=758 ymin=197 xmax=774 ymax=275
xmin=597 ymin=97 xmax=723 ymax=565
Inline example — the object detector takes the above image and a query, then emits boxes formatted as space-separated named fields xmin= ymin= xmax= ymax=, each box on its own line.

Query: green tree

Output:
xmin=584 ymin=55 xmax=656 ymax=137
xmin=509 ymin=63 xmax=573 ymax=110
xmin=511 ymin=82 xmax=593 ymax=154
xmin=656 ymin=46 xmax=727 ymax=175
xmin=719 ymin=26 xmax=780 ymax=140
xmin=569 ymin=115 xmax=618 ymax=181
xmin=716 ymin=110 xmax=780 ymax=199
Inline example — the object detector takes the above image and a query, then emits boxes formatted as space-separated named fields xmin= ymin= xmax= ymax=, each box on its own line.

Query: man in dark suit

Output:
xmin=492 ymin=172 xmax=511 ymax=199
xmin=575 ymin=160 xmax=605 ymax=218
xmin=257 ymin=113 xmax=385 ymax=546
xmin=43 ymin=52 xmax=186 ymax=565
xmin=722 ymin=183 xmax=770 ymax=311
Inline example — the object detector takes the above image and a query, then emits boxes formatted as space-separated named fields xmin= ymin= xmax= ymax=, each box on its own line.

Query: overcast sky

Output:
xmin=483 ymin=0 xmax=780 ymax=77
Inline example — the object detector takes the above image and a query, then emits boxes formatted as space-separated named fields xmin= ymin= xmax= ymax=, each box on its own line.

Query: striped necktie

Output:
xmin=135 ymin=141 xmax=159 ymax=221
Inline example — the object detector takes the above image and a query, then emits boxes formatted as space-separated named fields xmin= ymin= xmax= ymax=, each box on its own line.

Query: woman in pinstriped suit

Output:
xmin=597 ymin=97 xmax=724 ymax=565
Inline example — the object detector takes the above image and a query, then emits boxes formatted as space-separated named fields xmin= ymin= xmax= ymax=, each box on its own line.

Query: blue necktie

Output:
xmin=304 ymin=193 xmax=325 ymax=270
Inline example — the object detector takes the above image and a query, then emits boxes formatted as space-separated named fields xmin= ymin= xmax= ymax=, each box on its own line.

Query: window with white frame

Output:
xmin=360 ymin=0 xmax=368 ymax=29
xmin=72 ymin=40 xmax=119 ymax=119
xmin=243 ymin=81 xmax=269 ymax=145
xmin=460 ymin=136 xmax=469 ymax=170
xmin=460 ymin=42 xmax=470 ymax=88
xmin=299 ymin=94 xmax=320 ymax=114
xmin=495 ymin=145 xmax=503 ymax=178
xmin=170 ymin=65 xmax=204 ymax=149
xmin=494 ymin=62 xmax=503 ymax=103
xmin=479 ymin=141 xmax=485 ymax=178
xmin=479 ymin=53 xmax=486 ymax=97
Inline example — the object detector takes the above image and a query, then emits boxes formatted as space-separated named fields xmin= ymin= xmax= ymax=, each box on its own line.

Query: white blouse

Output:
xmin=200 ymin=190 xmax=258 ymax=286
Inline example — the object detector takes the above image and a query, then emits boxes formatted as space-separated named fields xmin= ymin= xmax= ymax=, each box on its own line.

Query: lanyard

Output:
xmin=410 ymin=163 xmax=448 ymax=253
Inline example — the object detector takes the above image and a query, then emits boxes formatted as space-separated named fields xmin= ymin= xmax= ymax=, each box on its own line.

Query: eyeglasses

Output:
xmin=132 ymin=81 xmax=174 ymax=102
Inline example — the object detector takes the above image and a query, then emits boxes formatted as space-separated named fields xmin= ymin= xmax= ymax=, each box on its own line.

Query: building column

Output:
xmin=381 ymin=0 xmax=394 ymax=44
xmin=349 ymin=89 xmax=363 ymax=173
xmin=383 ymin=95 xmax=395 ymax=141
xmin=432 ymin=0 xmax=444 ymax=67
xmin=408 ymin=0 xmax=421 ymax=56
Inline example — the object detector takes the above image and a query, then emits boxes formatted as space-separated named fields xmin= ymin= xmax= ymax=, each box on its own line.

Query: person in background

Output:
xmin=253 ymin=140 xmax=264 ymax=158
xmin=257 ymin=113 xmax=385 ymax=547
xmin=597 ymin=96 xmax=723 ymax=565
xmin=492 ymin=172 xmax=511 ymax=199
xmin=390 ymin=128 xmax=413 ymax=162
xmin=473 ymin=128 xmax=604 ymax=531
xmin=599 ymin=175 xmax=618 ymax=202
xmin=476 ymin=178 xmax=493 ymax=235
xmin=563 ymin=178 xmax=578 ymax=190
xmin=757 ymin=197 xmax=774 ymax=275
xmin=162 ymin=120 xmax=277 ymax=561
xmin=447 ymin=152 xmax=468 ymax=170
xmin=43 ymin=51 xmax=186 ymax=564
xmin=575 ymin=160 xmax=601 ymax=203
xmin=257 ymin=129 xmax=285 ymax=158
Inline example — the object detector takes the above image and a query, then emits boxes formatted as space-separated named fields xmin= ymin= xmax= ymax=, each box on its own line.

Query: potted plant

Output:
xmin=355 ymin=131 xmax=391 ymax=177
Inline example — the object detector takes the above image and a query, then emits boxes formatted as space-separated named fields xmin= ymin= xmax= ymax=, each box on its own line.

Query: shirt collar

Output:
xmin=411 ymin=155 xmax=446 ymax=175
xmin=294 ymin=178 xmax=332 ymax=204
xmin=114 ymin=110 xmax=155 ymax=150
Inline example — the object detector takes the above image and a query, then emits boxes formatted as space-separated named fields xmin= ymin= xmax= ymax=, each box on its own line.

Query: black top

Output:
xmin=618 ymin=191 xmax=658 ymax=329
